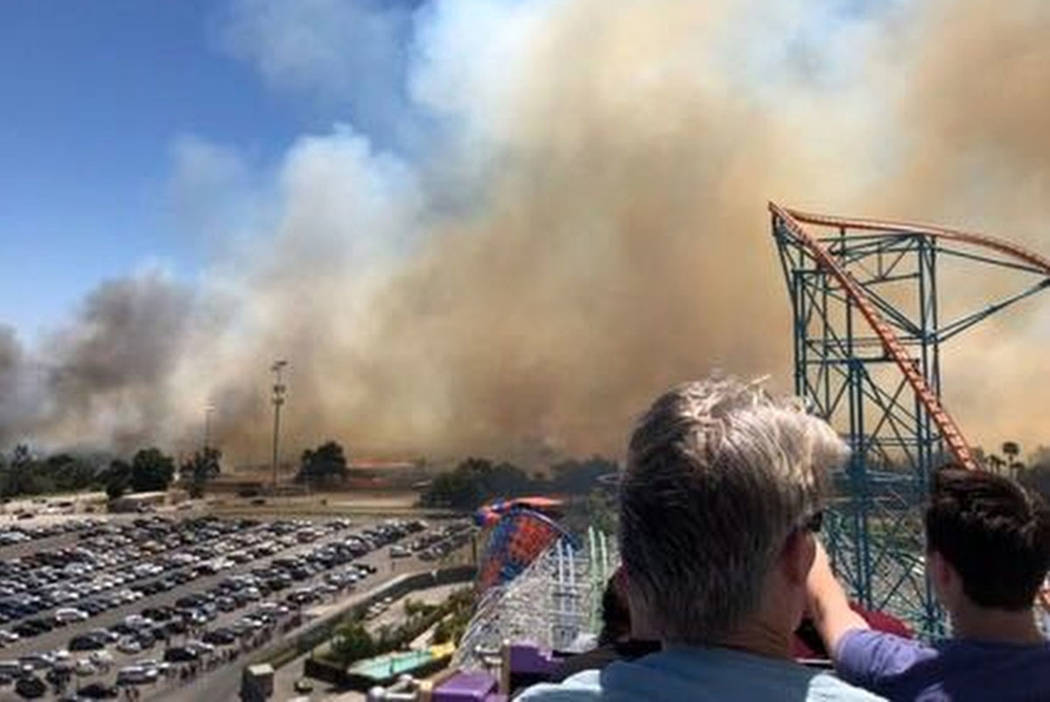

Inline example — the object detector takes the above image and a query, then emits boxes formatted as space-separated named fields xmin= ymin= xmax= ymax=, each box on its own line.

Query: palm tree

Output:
xmin=986 ymin=454 xmax=1006 ymax=475
xmin=1003 ymin=442 xmax=1022 ymax=480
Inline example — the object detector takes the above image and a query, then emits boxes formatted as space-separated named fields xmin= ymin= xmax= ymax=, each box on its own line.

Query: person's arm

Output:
xmin=806 ymin=540 xmax=870 ymax=657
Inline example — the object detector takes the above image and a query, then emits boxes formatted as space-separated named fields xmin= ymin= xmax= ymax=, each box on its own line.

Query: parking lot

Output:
xmin=0 ymin=512 xmax=473 ymax=700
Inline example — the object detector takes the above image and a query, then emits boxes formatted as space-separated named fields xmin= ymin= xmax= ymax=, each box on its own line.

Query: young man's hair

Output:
xmin=926 ymin=466 xmax=1050 ymax=610
xmin=596 ymin=576 xmax=631 ymax=646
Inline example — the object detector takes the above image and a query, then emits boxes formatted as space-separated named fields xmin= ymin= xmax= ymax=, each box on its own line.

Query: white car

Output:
xmin=117 ymin=589 xmax=142 ymax=603
xmin=0 ymin=630 xmax=19 ymax=646
xmin=49 ymin=649 xmax=71 ymax=665
xmin=53 ymin=591 xmax=81 ymax=604
xmin=124 ymin=615 xmax=153 ymax=629
xmin=87 ymin=628 xmax=118 ymax=644
xmin=88 ymin=650 xmax=114 ymax=668
xmin=185 ymin=640 xmax=215 ymax=656
xmin=55 ymin=608 xmax=89 ymax=624
xmin=116 ymin=638 xmax=143 ymax=655
xmin=135 ymin=659 xmax=171 ymax=675
xmin=74 ymin=659 xmax=96 ymax=676
xmin=116 ymin=665 xmax=158 ymax=685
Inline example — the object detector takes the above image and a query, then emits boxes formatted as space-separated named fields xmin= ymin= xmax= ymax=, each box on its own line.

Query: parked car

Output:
xmin=162 ymin=646 xmax=199 ymax=663
xmin=74 ymin=659 xmax=97 ymax=676
xmin=88 ymin=649 xmax=114 ymax=668
xmin=116 ymin=637 xmax=142 ymax=655
xmin=15 ymin=675 xmax=45 ymax=698
xmin=76 ymin=682 xmax=119 ymax=698
xmin=69 ymin=634 xmax=106 ymax=651
xmin=201 ymin=628 xmax=236 ymax=646
xmin=116 ymin=665 xmax=158 ymax=686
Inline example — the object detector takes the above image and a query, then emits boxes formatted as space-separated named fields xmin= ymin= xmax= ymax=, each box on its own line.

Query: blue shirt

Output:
xmin=836 ymin=629 xmax=1050 ymax=701
xmin=517 ymin=646 xmax=885 ymax=701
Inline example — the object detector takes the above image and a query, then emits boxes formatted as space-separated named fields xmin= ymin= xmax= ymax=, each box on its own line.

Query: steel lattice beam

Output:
xmin=771 ymin=203 xmax=1050 ymax=635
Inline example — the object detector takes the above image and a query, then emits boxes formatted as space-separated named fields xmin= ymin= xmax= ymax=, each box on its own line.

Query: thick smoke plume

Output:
xmin=5 ymin=0 xmax=1050 ymax=464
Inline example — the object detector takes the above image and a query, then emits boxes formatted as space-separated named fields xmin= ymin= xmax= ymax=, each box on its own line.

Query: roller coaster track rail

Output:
xmin=770 ymin=202 xmax=1050 ymax=472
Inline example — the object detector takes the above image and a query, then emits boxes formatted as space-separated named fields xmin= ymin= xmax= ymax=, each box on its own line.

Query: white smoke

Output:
xmin=5 ymin=0 xmax=1050 ymax=465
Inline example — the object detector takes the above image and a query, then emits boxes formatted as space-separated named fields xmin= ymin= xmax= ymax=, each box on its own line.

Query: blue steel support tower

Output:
xmin=770 ymin=204 xmax=1050 ymax=635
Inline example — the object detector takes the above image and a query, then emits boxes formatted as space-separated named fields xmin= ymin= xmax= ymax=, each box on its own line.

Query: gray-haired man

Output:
xmin=519 ymin=376 xmax=883 ymax=701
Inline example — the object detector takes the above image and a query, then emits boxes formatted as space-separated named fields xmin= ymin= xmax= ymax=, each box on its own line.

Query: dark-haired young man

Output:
xmin=807 ymin=467 xmax=1050 ymax=701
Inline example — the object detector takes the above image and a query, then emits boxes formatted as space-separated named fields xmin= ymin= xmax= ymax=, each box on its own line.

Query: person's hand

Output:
xmin=806 ymin=539 xmax=837 ymax=601
xmin=805 ymin=538 xmax=870 ymax=657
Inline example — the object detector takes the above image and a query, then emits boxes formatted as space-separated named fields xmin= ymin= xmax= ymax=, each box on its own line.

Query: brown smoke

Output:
xmin=0 ymin=326 xmax=27 ymax=441
xmin=7 ymin=0 xmax=1050 ymax=464
xmin=36 ymin=274 xmax=195 ymax=452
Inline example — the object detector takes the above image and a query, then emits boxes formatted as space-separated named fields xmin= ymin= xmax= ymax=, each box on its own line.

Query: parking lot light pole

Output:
xmin=203 ymin=405 xmax=214 ymax=452
xmin=270 ymin=360 xmax=288 ymax=495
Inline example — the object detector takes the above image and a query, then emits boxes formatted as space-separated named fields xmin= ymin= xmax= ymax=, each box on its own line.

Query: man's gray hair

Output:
xmin=620 ymin=376 xmax=847 ymax=644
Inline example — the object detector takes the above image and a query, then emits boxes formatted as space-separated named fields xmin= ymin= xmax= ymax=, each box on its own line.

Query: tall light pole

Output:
xmin=203 ymin=404 xmax=215 ymax=453
xmin=270 ymin=360 xmax=288 ymax=494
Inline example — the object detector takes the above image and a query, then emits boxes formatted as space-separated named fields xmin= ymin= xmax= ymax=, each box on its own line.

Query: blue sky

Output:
xmin=0 ymin=1 xmax=312 ymax=339
xmin=0 ymin=0 xmax=883 ymax=343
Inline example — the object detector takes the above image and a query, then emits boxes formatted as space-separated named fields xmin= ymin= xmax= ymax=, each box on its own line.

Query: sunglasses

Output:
xmin=801 ymin=510 xmax=824 ymax=533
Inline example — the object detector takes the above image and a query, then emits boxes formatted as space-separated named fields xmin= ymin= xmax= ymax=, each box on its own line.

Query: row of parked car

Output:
xmin=0 ymin=515 xmax=467 ymax=700
xmin=3 ymin=518 xmax=435 ymax=699
xmin=0 ymin=517 xmax=102 ymax=546
xmin=0 ymin=516 xmax=262 ymax=628
xmin=0 ymin=517 xmax=388 ymax=697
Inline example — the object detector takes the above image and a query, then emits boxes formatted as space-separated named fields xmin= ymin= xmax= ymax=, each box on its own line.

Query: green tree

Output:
xmin=181 ymin=447 xmax=222 ymax=498
xmin=985 ymin=453 xmax=1006 ymax=475
xmin=297 ymin=441 xmax=349 ymax=488
xmin=103 ymin=459 xmax=132 ymax=500
xmin=1020 ymin=446 xmax=1050 ymax=503
xmin=129 ymin=447 xmax=176 ymax=492
xmin=2 ymin=444 xmax=55 ymax=496
xmin=45 ymin=454 xmax=97 ymax=492
xmin=420 ymin=457 xmax=532 ymax=510
xmin=1003 ymin=441 xmax=1023 ymax=480
xmin=330 ymin=623 xmax=374 ymax=665
xmin=548 ymin=456 xmax=619 ymax=494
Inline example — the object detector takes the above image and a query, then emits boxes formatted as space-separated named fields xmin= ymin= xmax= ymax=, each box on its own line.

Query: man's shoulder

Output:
xmin=515 ymin=651 xmax=886 ymax=701
xmin=515 ymin=670 xmax=603 ymax=701
xmin=808 ymin=669 xmax=888 ymax=701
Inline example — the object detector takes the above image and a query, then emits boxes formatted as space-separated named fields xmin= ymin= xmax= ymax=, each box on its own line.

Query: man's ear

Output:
xmin=782 ymin=530 xmax=817 ymax=585
xmin=927 ymin=550 xmax=955 ymax=599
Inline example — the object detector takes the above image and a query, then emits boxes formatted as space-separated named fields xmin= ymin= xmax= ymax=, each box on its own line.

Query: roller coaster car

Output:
xmin=793 ymin=604 xmax=912 ymax=666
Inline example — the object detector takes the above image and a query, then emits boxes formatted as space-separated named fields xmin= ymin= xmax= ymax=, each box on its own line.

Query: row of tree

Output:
xmin=0 ymin=436 xmax=351 ymax=502
xmin=0 ymin=444 xmax=222 ymax=501
xmin=982 ymin=442 xmax=1050 ymax=503
xmin=419 ymin=455 xmax=618 ymax=511
xmin=99 ymin=446 xmax=223 ymax=500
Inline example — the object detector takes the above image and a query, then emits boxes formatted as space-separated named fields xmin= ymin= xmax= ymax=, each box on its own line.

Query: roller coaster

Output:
xmin=771 ymin=203 xmax=1050 ymax=634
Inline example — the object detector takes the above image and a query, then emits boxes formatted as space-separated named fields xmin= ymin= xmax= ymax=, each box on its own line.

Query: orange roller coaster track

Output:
xmin=772 ymin=203 xmax=1050 ymax=471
